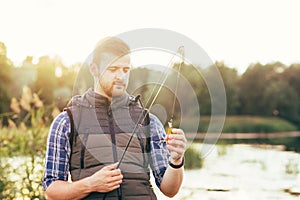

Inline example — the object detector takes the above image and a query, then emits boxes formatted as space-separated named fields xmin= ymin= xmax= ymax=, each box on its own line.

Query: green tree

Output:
xmin=34 ymin=56 xmax=57 ymax=105
xmin=281 ymin=64 xmax=300 ymax=125
xmin=52 ymin=57 xmax=77 ymax=110
xmin=215 ymin=62 xmax=240 ymax=115
xmin=175 ymin=63 xmax=204 ymax=116
xmin=262 ymin=80 xmax=299 ymax=122
xmin=10 ymin=56 xmax=37 ymax=98
xmin=0 ymin=42 xmax=13 ymax=125
xmin=238 ymin=62 xmax=286 ymax=115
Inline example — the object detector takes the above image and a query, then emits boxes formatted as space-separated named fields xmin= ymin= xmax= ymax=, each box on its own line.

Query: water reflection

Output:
xmin=153 ymin=144 xmax=300 ymax=200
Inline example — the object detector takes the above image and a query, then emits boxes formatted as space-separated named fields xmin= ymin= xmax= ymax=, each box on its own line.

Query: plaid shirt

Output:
xmin=42 ymin=111 xmax=169 ymax=190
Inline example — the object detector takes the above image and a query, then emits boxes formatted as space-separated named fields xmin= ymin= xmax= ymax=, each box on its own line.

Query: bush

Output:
xmin=0 ymin=128 xmax=47 ymax=157
xmin=184 ymin=145 xmax=203 ymax=169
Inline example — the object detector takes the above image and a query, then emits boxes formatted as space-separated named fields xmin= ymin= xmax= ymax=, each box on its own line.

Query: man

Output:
xmin=42 ymin=37 xmax=187 ymax=200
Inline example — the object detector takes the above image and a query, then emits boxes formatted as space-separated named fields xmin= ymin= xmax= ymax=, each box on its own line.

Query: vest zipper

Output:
xmin=80 ymin=133 xmax=88 ymax=169
xmin=79 ymin=105 xmax=86 ymax=170
xmin=107 ymin=105 xmax=118 ymax=162
xmin=107 ymin=104 xmax=122 ymax=200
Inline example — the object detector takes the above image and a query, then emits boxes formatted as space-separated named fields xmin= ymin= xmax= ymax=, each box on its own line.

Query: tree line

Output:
xmin=128 ymin=61 xmax=300 ymax=128
xmin=1 ymin=41 xmax=300 ymax=128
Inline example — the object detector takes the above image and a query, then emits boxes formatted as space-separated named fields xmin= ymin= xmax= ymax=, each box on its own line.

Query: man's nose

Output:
xmin=115 ymin=69 xmax=126 ymax=79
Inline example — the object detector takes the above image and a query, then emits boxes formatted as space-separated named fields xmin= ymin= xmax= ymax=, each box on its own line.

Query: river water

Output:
xmin=2 ymin=144 xmax=300 ymax=199
xmin=153 ymin=144 xmax=300 ymax=200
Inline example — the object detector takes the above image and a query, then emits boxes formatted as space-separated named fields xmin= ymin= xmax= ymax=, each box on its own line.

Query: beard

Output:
xmin=99 ymin=80 xmax=126 ymax=97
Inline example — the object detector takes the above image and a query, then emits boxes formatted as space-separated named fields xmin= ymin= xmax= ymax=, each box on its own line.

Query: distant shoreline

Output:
xmin=186 ymin=131 xmax=300 ymax=140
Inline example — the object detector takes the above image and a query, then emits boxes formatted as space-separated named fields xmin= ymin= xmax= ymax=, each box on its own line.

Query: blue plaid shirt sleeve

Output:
xmin=149 ymin=114 xmax=170 ymax=188
xmin=42 ymin=111 xmax=71 ymax=191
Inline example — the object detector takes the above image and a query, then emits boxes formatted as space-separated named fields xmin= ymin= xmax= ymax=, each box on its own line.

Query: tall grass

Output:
xmin=0 ymin=86 xmax=51 ymax=199
xmin=184 ymin=146 xmax=203 ymax=169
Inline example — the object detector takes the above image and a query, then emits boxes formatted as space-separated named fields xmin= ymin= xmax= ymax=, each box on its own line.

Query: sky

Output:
xmin=1 ymin=0 xmax=300 ymax=74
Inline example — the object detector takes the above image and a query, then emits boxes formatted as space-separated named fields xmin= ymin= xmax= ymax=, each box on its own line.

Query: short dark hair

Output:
xmin=92 ymin=37 xmax=130 ymax=65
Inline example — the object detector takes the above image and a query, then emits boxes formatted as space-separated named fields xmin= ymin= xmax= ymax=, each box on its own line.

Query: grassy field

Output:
xmin=175 ymin=115 xmax=298 ymax=133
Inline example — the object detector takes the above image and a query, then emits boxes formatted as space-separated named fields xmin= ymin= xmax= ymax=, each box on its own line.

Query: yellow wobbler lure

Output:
xmin=166 ymin=120 xmax=173 ymax=144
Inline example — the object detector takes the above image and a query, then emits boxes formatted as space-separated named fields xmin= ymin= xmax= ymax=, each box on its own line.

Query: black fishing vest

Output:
xmin=65 ymin=90 xmax=157 ymax=200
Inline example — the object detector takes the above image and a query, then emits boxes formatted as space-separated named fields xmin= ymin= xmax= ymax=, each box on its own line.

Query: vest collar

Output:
xmin=83 ymin=88 xmax=131 ymax=109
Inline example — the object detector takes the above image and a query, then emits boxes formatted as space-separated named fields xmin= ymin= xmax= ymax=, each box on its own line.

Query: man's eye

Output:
xmin=108 ymin=67 xmax=118 ymax=71
xmin=123 ymin=67 xmax=130 ymax=73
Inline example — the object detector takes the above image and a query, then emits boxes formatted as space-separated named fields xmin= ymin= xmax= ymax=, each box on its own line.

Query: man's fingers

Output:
xmin=101 ymin=179 xmax=122 ymax=192
xmin=106 ymin=168 xmax=122 ymax=177
xmin=103 ymin=162 xmax=119 ymax=171
xmin=167 ymin=138 xmax=186 ymax=147
xmin=171 ymin=128 xmax=184 ymax=135
xmin=167 ymin=144 xmax=185 ymax=155
xmin=107 ymin=181 xmax=122 ymax=190
xmin=166 ymin=128 xmax=187 ymax=161
xmin=167 ymin=135 xmax=187 ymax=146
xmin=169 ymin=129 xmax=186 ymax=139
xmin=99 ymin=163 xmax=122 ymax=179
xmin=105 ymin=175 xmax=123 ymax=191
xmin=107 ymin=174 xmax=123 ymax=184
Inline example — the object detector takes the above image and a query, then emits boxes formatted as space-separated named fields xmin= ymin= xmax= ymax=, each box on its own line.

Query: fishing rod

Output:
xmin=167 ymin=46 xmax=184 ymax=139
xmin=117 ymin=46 xmax=184 ymax=168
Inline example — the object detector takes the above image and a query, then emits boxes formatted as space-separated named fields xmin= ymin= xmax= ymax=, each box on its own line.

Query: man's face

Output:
xmin=97 ymin=53 xmax=131 ymax=98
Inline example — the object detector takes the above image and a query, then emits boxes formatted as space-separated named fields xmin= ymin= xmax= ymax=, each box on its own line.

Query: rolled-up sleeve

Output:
xmin=149 ymin=114 xmax=170 ymax=188
xmin=42 ymin=112 xmax=71 ymax=190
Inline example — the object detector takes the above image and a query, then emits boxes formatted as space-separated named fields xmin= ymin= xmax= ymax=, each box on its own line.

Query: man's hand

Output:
xmin=45 ymin=163 xmax=123 ymax=200
xmin=86 ymin=162 xmax=123 ymax=193
xmin=166 ymin=128 xmax=187 ymax=165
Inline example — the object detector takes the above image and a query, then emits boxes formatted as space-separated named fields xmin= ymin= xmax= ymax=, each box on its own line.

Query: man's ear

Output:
xmin=89 ymin=62 xmax=99 ymax=77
